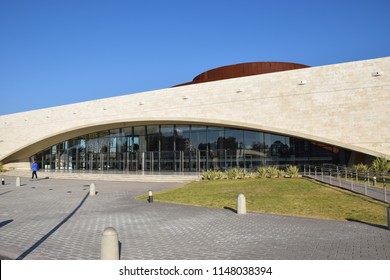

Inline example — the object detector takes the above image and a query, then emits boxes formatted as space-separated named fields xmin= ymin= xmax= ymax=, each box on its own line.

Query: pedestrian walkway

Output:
xmin=4 ymin=169 xmax=201 ymax=183
xmin=304 ymin=173 xmax=390 ymax=203
xmin=0 ymin=175 xmax=389 ymax=260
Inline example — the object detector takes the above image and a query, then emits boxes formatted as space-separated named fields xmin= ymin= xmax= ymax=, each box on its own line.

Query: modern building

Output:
xmin=0 ymin=57 xmax=389 ymax=173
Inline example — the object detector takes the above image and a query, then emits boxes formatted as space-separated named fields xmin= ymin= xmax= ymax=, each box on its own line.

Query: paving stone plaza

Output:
xmin=0 ymin=175 xmax=389 ymax=260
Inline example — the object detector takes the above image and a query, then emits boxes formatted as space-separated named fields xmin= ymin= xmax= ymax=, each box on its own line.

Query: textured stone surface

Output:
xmin=0 ymin=57 xmax=389 ymax=168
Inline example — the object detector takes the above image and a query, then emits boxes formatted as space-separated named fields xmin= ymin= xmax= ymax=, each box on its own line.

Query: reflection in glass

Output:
xmin=32 ymin=124 xmax=369 ymax=172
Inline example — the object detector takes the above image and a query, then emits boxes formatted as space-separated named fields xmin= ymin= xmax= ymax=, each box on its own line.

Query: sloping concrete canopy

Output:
xmin=1 ymin=57 xmax=389 ymax=169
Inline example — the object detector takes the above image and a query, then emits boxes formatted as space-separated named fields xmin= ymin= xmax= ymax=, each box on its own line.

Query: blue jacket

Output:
xmin=32 ymin=162 xmax=38 ymax=172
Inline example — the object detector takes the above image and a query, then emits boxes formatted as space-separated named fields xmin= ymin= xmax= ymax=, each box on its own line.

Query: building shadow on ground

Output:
xmin=346 ymin=218 xmax=388 ymax=230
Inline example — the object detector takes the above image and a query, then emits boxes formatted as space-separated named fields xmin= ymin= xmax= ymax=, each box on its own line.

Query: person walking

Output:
xmin=32 ymin=160 xmax=38 ymax=180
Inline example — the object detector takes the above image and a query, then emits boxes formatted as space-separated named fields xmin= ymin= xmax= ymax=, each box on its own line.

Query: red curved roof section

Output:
xmin=174 ymin=62 xmax=309 ymax=87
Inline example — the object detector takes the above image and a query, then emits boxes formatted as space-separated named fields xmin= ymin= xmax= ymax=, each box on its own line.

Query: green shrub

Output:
xmin=287 ymin=165 xmax=300 ymax=178
xmin=256 ymin=167 xmax=267 ymax=178
xmin=202 ymin=170 xmax=226 ymax=180
xmin=277 ymin=169 xmax=285 ymax=178
xmin=201 ymin=170 xmax=212 ymax=180
xmin=202 ymin=165 xmax=299 ymax=180
xmin=214 ymin=170 xmax=226 ymax=180
xmin=246 ymin=172 xmax=258 ymax=179
xmin=265 ymin=166 xmax=279 ymax=178
xmin=227 ymin=168 xmax=246 ymax=179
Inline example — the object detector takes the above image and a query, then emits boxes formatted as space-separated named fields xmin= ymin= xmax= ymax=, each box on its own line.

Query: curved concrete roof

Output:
xmin=0 ymin=57 xmax=389 ymax=168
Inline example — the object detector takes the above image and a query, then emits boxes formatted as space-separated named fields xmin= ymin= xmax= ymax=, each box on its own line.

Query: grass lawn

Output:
xmin=138 ymin=178 xmax=389 ymax=226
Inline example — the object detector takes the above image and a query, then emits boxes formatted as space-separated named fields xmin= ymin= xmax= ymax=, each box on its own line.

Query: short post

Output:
xmin=351 ymin=172 xmax=354 ymax=191
xmin=384 ymin=178 xmax=388 ymax=203
xmin=373 ymin=176 xmax=377 ymax=187
xmin=16 ymin=177 xmax=21 ymax=187
xmin=89 ymin=183 xmax=96 ymax=196
xmin=237 ymin=193 xmax=246 ymax=215
xmin=387 ymin=206 xmax=390 ymax=230
xmin=364 ymin=176 xmax=368 ymax=195
xmin=101 ymin=227 xmax=119 ymax=260
xmin=338 ymin=170 xmax=341 ymax=187
xmin=2 ymin=177 xmax=4 ymax=185
xmin=148 ymin=190 xmax=153 ymax=203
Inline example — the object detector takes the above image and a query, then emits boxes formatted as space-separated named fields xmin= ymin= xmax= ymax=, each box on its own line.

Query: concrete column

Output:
xmin=237 ymin=193 xmax=246 ymax=214
xmin=101 ymin=227 xmax=119 ymax=260
xmin=16 ymin=177 xmax=21 ymax=187
xmin=90 ymin=183 xmax=96 ymax=196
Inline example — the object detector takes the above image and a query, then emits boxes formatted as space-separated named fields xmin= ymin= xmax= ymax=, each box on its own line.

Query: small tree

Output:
xmin=370 ymin=157 xmax=390 ymax=175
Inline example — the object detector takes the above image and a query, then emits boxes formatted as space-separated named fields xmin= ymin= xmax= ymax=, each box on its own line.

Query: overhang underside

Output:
xmin=1 ymin=118 xmax=386 ymax=165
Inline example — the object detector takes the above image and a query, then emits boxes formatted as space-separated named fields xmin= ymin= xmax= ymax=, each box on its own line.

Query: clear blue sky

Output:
xmin=1 ymin=0 xmax=389 ymax=115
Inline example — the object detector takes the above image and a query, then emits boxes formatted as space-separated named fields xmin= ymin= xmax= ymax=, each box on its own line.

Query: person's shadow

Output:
xmin=0 ymin=219 xmax=13 ymax=228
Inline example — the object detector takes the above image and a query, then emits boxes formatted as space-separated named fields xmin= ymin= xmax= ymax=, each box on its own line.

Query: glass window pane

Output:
xmin=161 ymin=125 xmax=174 ymax=151
xmin=109 ymin=129 xmax=121 ymax=137
xmin=147 ymin=125 xmax=160 ymax=151
xmin=122 ymin=127 xmax=132 ymax=137
xmin=207 ymin=127 xmax=224 ymax=151
xmin=175 ymin=125 xmax=191 ymax=151
xmin=270 ymin=134 xmax=287 ymax=158
xmin=134 ymin=126 xmax=146 ymax=151
xmin=244 ymin=130 xmax=265 ymax=168
xmin=190 ymin=125 xmax=207 ymax=151
xmin=225 ymin=128 xmax=243 ymax=150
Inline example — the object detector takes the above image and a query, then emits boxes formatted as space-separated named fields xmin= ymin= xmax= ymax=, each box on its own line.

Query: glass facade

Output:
xmin=32 ymin=124 xmax=367 ymax=172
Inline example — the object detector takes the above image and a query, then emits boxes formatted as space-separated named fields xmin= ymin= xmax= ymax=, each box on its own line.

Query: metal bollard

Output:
xmin=89 ymin=183 xmax=96 ymax=196
xmin=2 ymin=177 xmax=4 ymax=185
xmin=16 ymin=177 xmax=21 ymax=187
xmin=101 ymin=227 xmax=119 ymax=260
xmin=148 ymin=190 xmax=153 ymax=203
xmin=237 ymin=193 xmax=246 ymax=214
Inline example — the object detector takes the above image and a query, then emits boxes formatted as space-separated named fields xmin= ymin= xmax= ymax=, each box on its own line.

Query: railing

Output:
xmin=303 ymin=165 xmax=389 ymax=203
